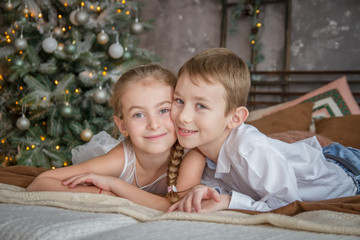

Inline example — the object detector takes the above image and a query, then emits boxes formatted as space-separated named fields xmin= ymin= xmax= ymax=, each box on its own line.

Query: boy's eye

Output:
xmin=133 ymin=112 xmax=145 ymax=118
xmin=196 ymin=104 xmax=206 ymax=109
xmin=175 ymin=98 xmax=184 ymax=104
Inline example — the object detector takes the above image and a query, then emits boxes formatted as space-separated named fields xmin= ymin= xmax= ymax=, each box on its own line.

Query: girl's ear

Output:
xmin=114 ymin=116 xmax=128 ymax=137
xmin=227 ymin=106 xmax=249 ymax=129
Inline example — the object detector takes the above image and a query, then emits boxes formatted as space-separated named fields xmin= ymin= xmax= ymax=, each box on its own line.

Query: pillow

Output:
xmin=247 ymin=102 xmax=314 ymax=135
xmin=246 ymin=102 xmax=285 ymax=122
xmin=268 ymin=76 xmax=360 ymax=121
xmin=315 ymin=115 xmax=360 ymax=148
xmin=268 ymin=130 xmax=333 ymax=147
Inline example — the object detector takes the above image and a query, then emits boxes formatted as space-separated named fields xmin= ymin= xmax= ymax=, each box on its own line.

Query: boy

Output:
xmin=168 ymin=48 xmax=360 ymax=212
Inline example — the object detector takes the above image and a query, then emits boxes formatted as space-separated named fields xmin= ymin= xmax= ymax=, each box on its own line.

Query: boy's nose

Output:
xmin=178 ymin=106 xmax=192 ymax=124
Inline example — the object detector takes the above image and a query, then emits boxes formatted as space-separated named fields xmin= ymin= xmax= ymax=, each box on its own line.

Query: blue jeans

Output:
xmin=323 ymin=142 xmax=360 ymax=194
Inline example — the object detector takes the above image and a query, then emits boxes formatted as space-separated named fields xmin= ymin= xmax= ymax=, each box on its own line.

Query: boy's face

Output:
xmin=171 ymin=73 xmax=234 ymax=157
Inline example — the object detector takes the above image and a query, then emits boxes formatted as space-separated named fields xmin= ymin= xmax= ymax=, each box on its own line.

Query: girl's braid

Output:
xmin=165 ymin=141 xmax=184 ymax=203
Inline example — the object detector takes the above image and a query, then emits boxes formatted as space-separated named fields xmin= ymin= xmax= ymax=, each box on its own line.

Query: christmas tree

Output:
xmin=0 ymin=0 xmax=159 ymax=169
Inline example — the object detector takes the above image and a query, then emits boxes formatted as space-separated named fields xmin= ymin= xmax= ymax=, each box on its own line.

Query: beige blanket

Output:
xmin=0 ymin=183 xmax=359 ymax=236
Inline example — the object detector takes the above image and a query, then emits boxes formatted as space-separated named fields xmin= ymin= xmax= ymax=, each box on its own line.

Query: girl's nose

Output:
xmin=147 ymin=115 xmax=161 ymax=130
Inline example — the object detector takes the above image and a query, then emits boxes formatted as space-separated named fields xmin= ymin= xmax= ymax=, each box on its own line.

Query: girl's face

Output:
xmin=115 ymin=78 xmax=177 ymax=156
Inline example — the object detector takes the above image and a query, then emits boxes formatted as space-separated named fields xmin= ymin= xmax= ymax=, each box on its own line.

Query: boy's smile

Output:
xmin=171 ymin=73 xmax=234 ymax=161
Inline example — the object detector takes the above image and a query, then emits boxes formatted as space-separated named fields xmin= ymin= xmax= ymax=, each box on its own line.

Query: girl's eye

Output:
xmin=133 ymin=112 xmax=145 ymax=118
xmin=196 ymin=104 xmax=206 ymax=109
xmin=159 ymin=108 xmax=170 ymax=114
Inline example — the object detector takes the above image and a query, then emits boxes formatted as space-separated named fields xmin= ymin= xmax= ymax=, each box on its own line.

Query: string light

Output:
xmin=102 ymin=71 xmax=107 ymax=76
xmin=58 ymin=14 xmax=62 ymax=19
xmin=31 ymin=145 xmax=35 ymax=149
xmin=62 ymin=27 xmax=66 ymax=32
xmin=90 ymin=5 xmax=94 ymax=10
xmin=63 ymin=162 xmax=68 ymax=167
xmin=26 ymin=146 xmax=30 ymax=150
xmin=256 ymin=23 xmax=262 ymax=28
xmin=81 ymin=2 xmax=85 ymax=7
xmin=43 ymin=96 xmax=46 ymax=100
xmin=97 ymin=6 xmax=101 ymax=11
xmin=64 ymin=2 xmax=68 ymax=7
xmin=65 ymin=89 xmax=69 ymax=94
xmin=75 ymin=89 xmax=80 ymax=93
xmin=1 ymin=139 xmax=5 ymax=144
xmin=256 ymin=9 xmax=260 ymax=14
xmin=126 ymin=10 xmax=130 ymax=15
xmin=51 ymin=166 xmax=56 ymax=169
xmin=54 ymin=80 xmax=59 ymax=84
xmin=56 ymin=145 xmax=60 ymax=150
xmin=251 ymin=40 xmax=255 ymax=44
xmin=19 ymin=86 xmax=23 ymax=90
xmin=42 ymin=121 xmax=46 ymax=125
xmin=40 ymin=136 xmax=45 ymax=141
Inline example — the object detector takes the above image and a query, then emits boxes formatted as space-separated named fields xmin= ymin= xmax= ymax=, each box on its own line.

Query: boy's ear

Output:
xmin=227 ymin=106 xmax=249 ymax=129
xmin=114 ymin=116 xmax=128 ymax=137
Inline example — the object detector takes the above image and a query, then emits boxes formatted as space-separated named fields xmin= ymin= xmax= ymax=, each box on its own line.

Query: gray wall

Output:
xmin=139 ymin=0 xmax=360 ymax=73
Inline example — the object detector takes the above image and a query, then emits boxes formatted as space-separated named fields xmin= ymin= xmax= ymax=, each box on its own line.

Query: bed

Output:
xmin=1 ymin=72 xmax=360 ymax=239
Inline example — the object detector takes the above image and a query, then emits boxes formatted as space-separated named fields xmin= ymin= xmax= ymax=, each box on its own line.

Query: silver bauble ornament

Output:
xmin=15 ymin=37 xmax=28 ymax=51
xmin=4 ymin=1 xmax=13 ymax=11
xmin=108 ymin=43 xmax=124 ymax=59
xmin=122 ymin=51 xmax=132 ymax=60
xmin=75 ymin=10 xmax=90 ymax=25
xmin=60 ymin=104 xmax=73 ymax=118
xmin=65 ymin=44 xmax=76 ymax=54
xmin=53 ymin=27 xmax=63 ymax=38
xmin=16 ymin=115 xmax=30 ymax=130
xmin=97 ymin=30 xmax=109 ymax=45
xmin=42 ymin=37 xmax=58 ymax=53
xmin=69 ymin=10 xmax=79 ymax=26
xmin=93 ymin=87 xmax=107 ymax=104
xmin=80 ymin=129 xmax=93 ymax=142
xmin=131 ymin=22 xmax=144 ymax=34
xmin=14 ymin=58 xmax=24 ymax=67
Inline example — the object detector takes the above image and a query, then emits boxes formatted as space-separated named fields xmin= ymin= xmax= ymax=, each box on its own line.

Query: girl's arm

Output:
xmin=26 ymin=144 xmax=125 ymax=194
xmin=175 ymin=148 xmax=206 ymax=197
xmin=62 ymin=148 xmax=207 ymax=211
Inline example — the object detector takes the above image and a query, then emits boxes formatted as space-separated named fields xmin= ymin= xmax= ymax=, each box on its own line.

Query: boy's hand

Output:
xmin=199 ymin=194 xmax=231 ymax=212
xmin=167 ymin=185 xmax=220 ymax=213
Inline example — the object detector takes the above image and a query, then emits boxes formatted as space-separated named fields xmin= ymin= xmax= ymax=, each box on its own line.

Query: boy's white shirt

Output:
xmin=201 ymin=124 xmax=357 ymax=211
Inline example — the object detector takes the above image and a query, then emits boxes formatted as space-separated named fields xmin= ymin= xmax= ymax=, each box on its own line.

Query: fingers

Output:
xmin=208 ymin=187 xmax=221 ymax=202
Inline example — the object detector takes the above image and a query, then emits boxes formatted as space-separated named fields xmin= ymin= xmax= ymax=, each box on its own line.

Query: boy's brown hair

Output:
xmin=178 ymin=48 xmax=251 ymax=115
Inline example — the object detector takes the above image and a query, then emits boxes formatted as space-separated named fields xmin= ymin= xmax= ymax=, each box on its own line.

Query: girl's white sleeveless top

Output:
xmin=71 ymin=131 xmax=168 ymax=195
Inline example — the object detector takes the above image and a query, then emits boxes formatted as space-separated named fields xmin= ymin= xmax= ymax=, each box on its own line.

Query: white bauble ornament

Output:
xmin=75 ymin=10 xmax=90 ymax=25
xmin=14 ymin=37 xmax=28 ymax=51
xmin=108 ymin=43 xmax=124 ymax=59
xmin=131 ymin=22 xmax=144 ymax=34
xmin=97 ymin=30 xmax=109 ymax=45
xmin=57 ymin=43 xmax=65 ymax=51
xmin=93 ymin=87 xmax=107 ymax=104
xmin=80 ymin=129 xmax=93 ymax=142
xmin=69 ymin=10 xmax=79 ymax=26
xmin=42 ymin=37 xmax=58 ymax=53
xmin=16 ymin=114 xmax=30 ymax=130
xmin=22 ymin=6 xmax=29 ymax=15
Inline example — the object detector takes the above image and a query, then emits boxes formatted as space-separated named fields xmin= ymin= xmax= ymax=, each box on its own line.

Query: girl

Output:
xmin=27 ymin=64 xmax=205 ymax=211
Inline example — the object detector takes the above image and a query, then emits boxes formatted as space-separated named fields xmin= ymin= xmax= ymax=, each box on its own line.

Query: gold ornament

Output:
xmin=80 ymin=129 xmax=93 ymax=142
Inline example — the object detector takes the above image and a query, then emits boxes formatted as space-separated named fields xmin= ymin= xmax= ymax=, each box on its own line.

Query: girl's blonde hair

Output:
xmin=109 ymin=64 xmax=183 ymax=203
xmin=178 ymin=48 xmax=251 ymax=115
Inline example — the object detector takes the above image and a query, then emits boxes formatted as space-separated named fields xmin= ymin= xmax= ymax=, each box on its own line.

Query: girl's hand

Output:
xmin=167 ymin=185 xmax=220 ymax=213
xmin=199 ymin=194 xmax=231 ymax=212
xmin=62 ymin=173 xmax=114 ymax=192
